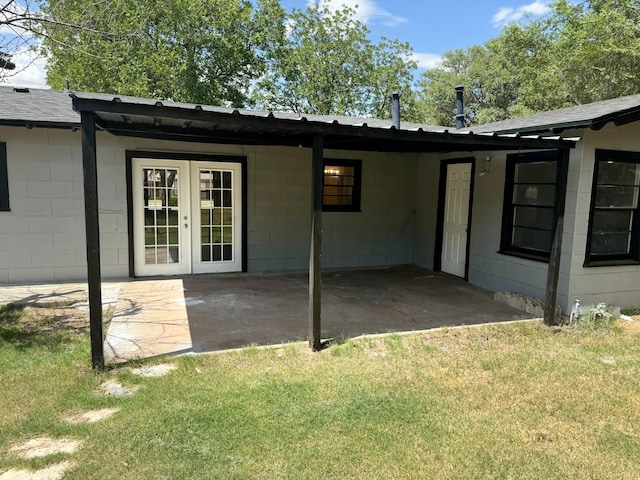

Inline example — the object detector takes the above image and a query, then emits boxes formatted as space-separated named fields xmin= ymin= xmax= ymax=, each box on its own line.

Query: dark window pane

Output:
xmin=168 ymin=227 xmax=179 ymax=245
xmin=223 ymin=208 xmax=232 ymax=225
xmin=591 ymin=232 xmax=631 ymax=255
xmin=513 ymin=206 xmax=554 ymax=230
xmin=213 ymin=171 xmax=221 ymax=188
xmin=156 ymin=210 xmax=167 ymax=225
xmin=201 ymin=227 xmax=210 ymax=244
xmin=211 ymin=227 xmax=222 ymax=243
xmin=223 ymin=245 xmax=232 ymax=261
xmin=202 ymin=245 xmax=211 ymax=262
xmin=223 ymin=171 xmax=231 ymax=188
xmin=145 ymin=228 xmax=155 ymax=246
xmin=515 ymin=161 xmax=556 ymax=184
xmin=201 ymin=209 xmax=211 ymax=226
xmin=168 ymin=246 xmax=179 ymax=263
xmin=512 ymin=227 xmax=552 ymax=253
xmin=213 ymin=208 xmax=222 ymax=225
xmin=597 ymin=161 xmax=640 ymax=185
xmin=168 ymin=209 xmax=179 ymax=226
xmin=513 ymin=185 xmax=556 ymax=206
xmin=595 ymin=186 xmax=638 ymax=208
xmin=213 ymin=191 xmax=221 ymax=207
xmin=156 ymin=227 xmax=167 ymax=244
xmin=593 ymin=209 xmax=633 ymax=233
xmin=223 ymin=190 xmax=232 ymax=207
xmin=213 ymin=245 xmax=222 ymax=261
xmin=144 ymin=247 xmax=155 ymax=265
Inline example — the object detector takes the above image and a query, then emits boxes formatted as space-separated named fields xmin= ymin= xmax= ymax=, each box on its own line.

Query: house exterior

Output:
xmin=2 ymin=85 xmax=638 ymax=318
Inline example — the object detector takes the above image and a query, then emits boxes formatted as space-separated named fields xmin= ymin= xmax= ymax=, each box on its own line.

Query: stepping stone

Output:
xmin=100 ymin=380 xmax=138 ymax=397
xmin=0 ymin=461 xmax=73 ymax=480
xmin=8 ymin=438 xmax=79 ymax=459
xmin=63 ymin=407 xmax=119 ymax=424
xmin=130 ymin=363 xmax=177 ymax=377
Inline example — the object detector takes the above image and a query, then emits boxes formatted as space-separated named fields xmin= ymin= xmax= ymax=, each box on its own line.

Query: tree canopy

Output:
xmin=419 ymin=0 xmax=640 ymax=127
xmin=250 ymin=2 xmax=419 ymax=119
xmin=41 ymin=0 xmax=264 ymax=106
xmin=35 ymin=0 xmax=419 ymax=118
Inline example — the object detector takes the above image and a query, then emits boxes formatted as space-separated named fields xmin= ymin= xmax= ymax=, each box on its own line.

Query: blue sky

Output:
xmin=289 ymin=0 xmax=551 ymax=68
xmin=3 ymin=0 xmax=552 ymax=88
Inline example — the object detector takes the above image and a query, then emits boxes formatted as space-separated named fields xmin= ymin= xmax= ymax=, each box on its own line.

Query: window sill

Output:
xmin=583 ymin=258 xmax=640 ymax=267
xmin=498 ymin=249 xmax=550 ymax=264
xmin=322 ymin=208 xmax=362 ymax=213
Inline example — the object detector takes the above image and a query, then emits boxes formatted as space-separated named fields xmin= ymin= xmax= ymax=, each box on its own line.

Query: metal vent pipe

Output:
xmin=455 ymin=85 xmax=465 ymax=129
xmin=391 ymin=92 xmax=400 ymax=129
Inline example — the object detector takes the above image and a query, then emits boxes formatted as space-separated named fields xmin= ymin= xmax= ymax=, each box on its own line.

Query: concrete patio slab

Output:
xmin=105 ymin=279 xmax=192 ymax=363
xmin=181 ymin=265 xmax=533 ymax=353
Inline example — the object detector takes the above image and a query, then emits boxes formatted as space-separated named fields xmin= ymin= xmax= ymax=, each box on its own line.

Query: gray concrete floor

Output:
xmin=181 ymin=265 xmax=530 ymax=352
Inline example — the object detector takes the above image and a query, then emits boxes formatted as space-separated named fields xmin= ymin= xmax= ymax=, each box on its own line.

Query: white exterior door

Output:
xmin=132 ymin=158 xmax=242 ymax=276
xmin=441 ymin=162 xmax=472 ymax=277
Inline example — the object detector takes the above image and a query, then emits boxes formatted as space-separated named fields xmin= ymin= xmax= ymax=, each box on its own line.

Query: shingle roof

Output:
xmin=0 ymin=86 xmax=577 ymax=152
xmin=0 ymin=86 xmax=449 ymax=131
xmin=0 ymin=86 xmax=80 ymax=125
xmin=466 ymin=93 xmax=640 ymax=134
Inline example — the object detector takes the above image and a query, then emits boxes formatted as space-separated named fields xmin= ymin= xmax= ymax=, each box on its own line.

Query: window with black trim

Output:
xmin=585 ymin=149 xmax=640 ymax=265
xmin=500 ymin=150 xmax=562 ymax=261
xmin=322 ymin=159 xmax=361 ymax=212
xmin=0 ymin=142 xmax=9 ymax=211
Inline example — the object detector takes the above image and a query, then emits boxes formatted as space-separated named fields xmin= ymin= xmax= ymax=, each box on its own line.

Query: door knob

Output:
xmin=184 ymin=224 xmax=188 ymax=228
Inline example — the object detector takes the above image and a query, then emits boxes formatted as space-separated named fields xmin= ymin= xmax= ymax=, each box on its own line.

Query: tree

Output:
xmin=419 ymin=0 xmax=640 ymax=126
xmin=40 ymin=0 xmax=267 ymax=106
xmin=250 ymin=3 xmax=419 ymax=120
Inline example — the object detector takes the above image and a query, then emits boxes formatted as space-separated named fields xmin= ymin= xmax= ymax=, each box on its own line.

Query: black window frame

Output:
xmin=322 ymin=158 xmax=362 ymax=212
xmin=584 ymin=149 xmax=640 ymax=266
xmin=500 ymin=150 xmax=565 ymax=262
xmin=0 ymin=142 xmax=9 ymax=211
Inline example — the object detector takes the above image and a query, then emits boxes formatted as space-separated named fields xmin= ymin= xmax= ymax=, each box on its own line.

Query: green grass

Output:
xmin=1 ymin=306 xmax=640 ymax=479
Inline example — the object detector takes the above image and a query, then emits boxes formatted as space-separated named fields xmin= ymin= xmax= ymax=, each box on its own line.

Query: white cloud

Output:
xmin=411 ymin=52 xmax=441 ymax=70
xmin=306 ymin=0 xmax=407 ymax=27
xmin=492 ymin=1 xmax=550 ymax=26
xmin=1 ymin=47 xmax=49 ymax=89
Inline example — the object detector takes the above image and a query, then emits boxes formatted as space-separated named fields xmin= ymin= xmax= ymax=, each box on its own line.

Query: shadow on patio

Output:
xmin=105 ymin=265 xmax=532 ymax=363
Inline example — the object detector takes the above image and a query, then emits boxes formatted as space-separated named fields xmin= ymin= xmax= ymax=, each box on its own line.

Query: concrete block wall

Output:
xmin=246 ymin=146 xmax=418 ymax=272
xmin=465 ymin=149 xmax=575 ymax=311
xmin=0 ymin=127 xmax=129 ymax=283
xmin=563 ymin=123 xmax=640 ymax=309
xmin=0 ymin=128 xmax=421 ymax=282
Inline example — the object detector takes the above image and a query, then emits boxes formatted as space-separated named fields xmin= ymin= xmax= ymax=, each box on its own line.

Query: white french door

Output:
xmin=132 ymin=158 xmax=242 ymax=276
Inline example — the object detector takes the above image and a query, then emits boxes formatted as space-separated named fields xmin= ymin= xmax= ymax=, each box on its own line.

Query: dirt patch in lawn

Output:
xmin=63 ymin=408 xmax=119 ymax=424
xmin=8 ymin=438 xmax=79 ymax=459
xmin=0 ymin=461 xmax=74 ymax=480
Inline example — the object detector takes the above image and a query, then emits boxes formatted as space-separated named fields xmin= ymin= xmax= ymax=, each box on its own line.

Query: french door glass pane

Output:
xmin=142 ymin=167 xmax=180 ymax=264
xmin=199 ymin=169 xmax=233 ymax=263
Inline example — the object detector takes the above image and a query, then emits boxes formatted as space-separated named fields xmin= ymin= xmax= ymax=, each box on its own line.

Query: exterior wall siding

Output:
xmin=564 ymin=123 xmax=640 ymax=310
xmin=0 ymin=126 xmax=418 ymax=282
xmin=455 ymin=149 xmax=575 ymax=313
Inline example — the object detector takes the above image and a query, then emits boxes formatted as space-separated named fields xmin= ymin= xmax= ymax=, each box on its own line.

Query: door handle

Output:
xmin=184 ymin=224 xmax=188 ymax=228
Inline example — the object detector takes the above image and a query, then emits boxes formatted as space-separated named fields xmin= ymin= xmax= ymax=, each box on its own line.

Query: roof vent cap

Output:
xmin=13 ymin=87 xmax=30 ymax=93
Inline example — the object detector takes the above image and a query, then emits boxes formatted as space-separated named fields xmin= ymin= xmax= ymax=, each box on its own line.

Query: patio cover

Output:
xmin=70 ymin=93 xmax=577 ymax=368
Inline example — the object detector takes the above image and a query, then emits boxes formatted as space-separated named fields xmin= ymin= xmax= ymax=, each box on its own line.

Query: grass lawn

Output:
xmin=1 ymin=305 xmax=639 ymax=479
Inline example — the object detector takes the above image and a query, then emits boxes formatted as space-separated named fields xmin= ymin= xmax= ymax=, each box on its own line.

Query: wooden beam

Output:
xmin=544 ymin=149 xmax=570 ymax=326
xmin=309 ymin=134 xmax=323 ymax=351
xmin=81 ymin=111 xmax=105 ymax=369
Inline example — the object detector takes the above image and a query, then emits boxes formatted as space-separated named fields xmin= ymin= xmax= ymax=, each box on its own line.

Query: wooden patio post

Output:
xmin=309 ymin=134 xmax=324 ymax=351
xmin=544 ymin=149 xmax=570 ymax=326
xmin=81 ymin=111 xmax=105 ymax=369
